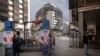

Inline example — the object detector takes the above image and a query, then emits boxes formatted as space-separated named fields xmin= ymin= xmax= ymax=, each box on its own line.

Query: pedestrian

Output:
xmin=83 ymin=33 xmax=89 ymax=56
xmin=13 ymin=31 xmax=21 ymax=56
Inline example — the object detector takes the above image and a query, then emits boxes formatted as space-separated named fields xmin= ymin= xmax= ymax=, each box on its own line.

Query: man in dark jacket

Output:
xmin=83 ymin=34 xmax=89 ymax=56
xmin=13 ymin=31 xmax=21 ymax=56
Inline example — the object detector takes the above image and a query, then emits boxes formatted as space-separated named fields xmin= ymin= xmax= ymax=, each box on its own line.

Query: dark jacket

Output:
xmin=13 ymin=35 xmax=21 ymax=52
xmin=83 ymin=35 xmax=88 ymax=44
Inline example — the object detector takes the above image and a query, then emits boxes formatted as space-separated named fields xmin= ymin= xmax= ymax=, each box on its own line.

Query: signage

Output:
xmin=41 ymin=19 xmax=50 ymax=30
xmin=3 ymin=31 xmax=13 ymax=48
xmin=4 ymin=21 xmax=14 ymax=48
xmin=5 ymin=21 xmax=13 ymax=31
xmin=38 ymin=30 xmax=50 ymax=44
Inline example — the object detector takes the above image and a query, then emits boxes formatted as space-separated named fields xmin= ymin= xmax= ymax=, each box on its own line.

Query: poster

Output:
xmin=41 ymin=30 xmax=50 ymax=38
xmin=3 ymin=31 xmax=13 ymax=45
xmin=0 ymin=22 xmax=4 ymax=47
xmin=38 ymin=30 xmax=50 ymax=44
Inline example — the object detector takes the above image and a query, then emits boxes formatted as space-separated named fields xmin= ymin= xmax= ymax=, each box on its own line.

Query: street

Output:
xmin=20 ymin=36 xmax=100 ymax=56
xmin=0 ymin=36 xmax=100 ymax=56
xmin=0 ymin=0 xmax=100 ymax=56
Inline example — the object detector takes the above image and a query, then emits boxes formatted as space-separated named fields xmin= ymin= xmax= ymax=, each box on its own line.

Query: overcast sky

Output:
xmin=30 ymin=0 xmax=69 ymax=22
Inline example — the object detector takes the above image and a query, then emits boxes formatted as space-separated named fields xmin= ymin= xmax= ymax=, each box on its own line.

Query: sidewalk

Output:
xmin=53 ymin=36 xmax=100 ymax=56
xmin=20 ymin=52 xmax=42 ymax=56
xmin=0 ymin=47 xmax=5 ymax=56
xmin=19 ymin=48 xmax=100 ymax=56
xmin=20 ymin=36 xmax=100 ymax=56
xmin=1 ymin=36 xmax=100 ymax=56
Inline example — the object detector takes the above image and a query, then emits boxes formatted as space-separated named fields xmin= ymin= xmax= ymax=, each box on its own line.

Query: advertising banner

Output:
xmin=0 ymin=22 xmax=4 ymax=47
xmin=4 ymin=21 xmax=13 ymax=48
xmin=3 ymin=31 xmax=13 ymax=48
xmin=4 ymin=21 xmax=13 ymax=31
xmin=41 ymin=19 xmax=50 ymax=30
xmin=38 ymin=30 xmax=50 ymax=44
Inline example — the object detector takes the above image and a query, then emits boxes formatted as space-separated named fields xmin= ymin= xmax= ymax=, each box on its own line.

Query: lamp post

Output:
xmin=18 ymin=19 xmax=27 ymax=46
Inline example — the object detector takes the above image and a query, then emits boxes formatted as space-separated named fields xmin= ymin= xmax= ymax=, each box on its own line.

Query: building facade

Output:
xmin=69 ymin=0 xmax=100 ymax=46
xmin=36 ymin=2 xmax=63 ymax=30
xmin=62 ymin=22 xmax=69 ymax=35
xmin=0 ymin=0 xmax=8 ymax=22
xmin=8 ymin=0 xmax=28 ymax=22
xmin=46 ymin=10 xmax=56 ymax=28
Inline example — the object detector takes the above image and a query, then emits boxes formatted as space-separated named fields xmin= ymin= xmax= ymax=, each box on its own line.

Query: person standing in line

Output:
xmin=13 ymin=31 xmax=21 ymax=56
xmin=83 ymin=33 xmax=89 ymax=56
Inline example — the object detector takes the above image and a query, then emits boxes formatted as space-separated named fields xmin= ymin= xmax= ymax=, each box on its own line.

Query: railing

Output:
xmin=21 ymin=40 xmax=42 ymax=49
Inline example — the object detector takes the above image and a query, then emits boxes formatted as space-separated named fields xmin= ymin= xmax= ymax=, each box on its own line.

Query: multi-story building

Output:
xmin=69 ymin=0 xmax=100 ymax=46
xmin=62 ymin=22 xmax=69 ymax=35
xmin=36 ymin=2 xmax=63 ymax=30
xmin=46 ymin=10 xmax=56 ymax=29
xmin=8 ymin=0 xmax=28 ymax=23
xmin=0 ymin=0 xmax=8 ymax=22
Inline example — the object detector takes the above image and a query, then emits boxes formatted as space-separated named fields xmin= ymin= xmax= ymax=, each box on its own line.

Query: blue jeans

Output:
xmin=84 ymin=44 xmax=88 ymax=56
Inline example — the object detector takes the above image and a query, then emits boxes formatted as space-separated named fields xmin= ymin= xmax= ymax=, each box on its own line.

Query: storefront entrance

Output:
xmin=83 ymin=9 xmax=100 ymax=48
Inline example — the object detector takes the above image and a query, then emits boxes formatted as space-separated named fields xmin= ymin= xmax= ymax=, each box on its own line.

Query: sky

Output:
xmin=30 ymin=0 xmax=69 ymax=22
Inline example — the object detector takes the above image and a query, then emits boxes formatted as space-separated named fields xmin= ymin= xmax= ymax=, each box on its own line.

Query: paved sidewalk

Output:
xmin=1 ymin=36 xmax=100 ymax=56
xmin=0 ymin=47 xmax=5 ymax=56
xmin=53 ymin=36 xmax=100 ymax=56
xmin=20 ymin=52 xmax=42 ymax=56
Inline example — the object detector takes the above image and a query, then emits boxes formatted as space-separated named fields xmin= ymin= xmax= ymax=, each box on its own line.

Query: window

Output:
xmin=0 ymin=9 xmax=8 ymax=13
xmin=9 ymin=17 xmax=13 ymax=21
xmin=19 ymin=0 xmax=23 ymax=4
xmin=8 ymin=12 xmax=13 ymax=16
xmin=19 ymin=4 xmax=23 ymax=8
xmin=8 ymin=6 xmax=13 ymax=10
xmin=19 ymin=9 xmax=23 ymax=13
xmin=19 ymin=14 xmax=23 ymax=18
xmin=8 ymin=0 xmax=13 ymax=5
